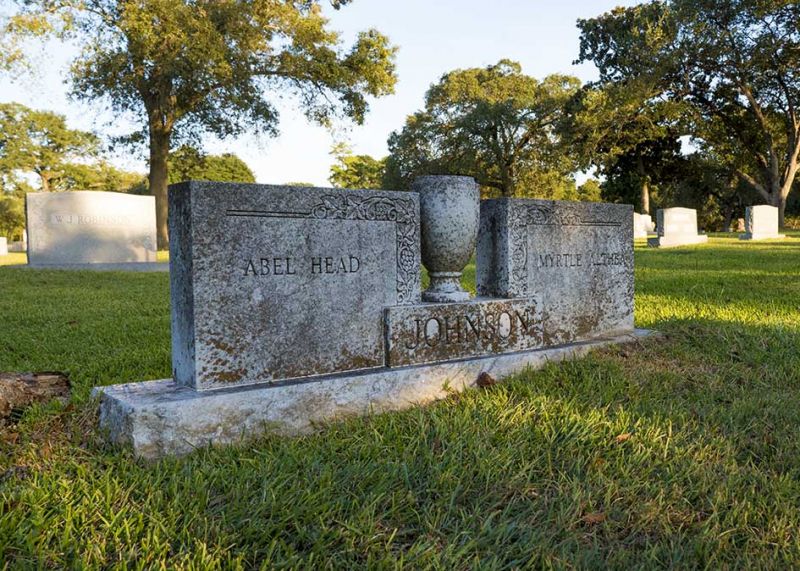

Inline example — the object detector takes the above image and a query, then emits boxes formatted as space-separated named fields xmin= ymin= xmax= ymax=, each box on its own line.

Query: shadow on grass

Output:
xmin=3 ymin=319 xmax=800 ymax=568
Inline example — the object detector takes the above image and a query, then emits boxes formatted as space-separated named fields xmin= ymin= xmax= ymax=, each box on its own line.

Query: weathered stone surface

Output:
xmin=740 ymin=205 xmax=785 ymax=240
xmin=0 ymin=238 xmax=7 ymax=256
xmin=385 ymin=297 xmax=543 ymax=366
xmin=94 ymin=329 xmax=658 ymax=459
xmin=647 ymin=207 xmax=708 ymax=248
xmin=26 ymin=191 xmax=156 ymax=265
xmin=477 ymin=199 xmax=634 ymax=347
xmin=414 ymin=176 xmax=479 ymax=302
xmin=169 ymin=181 xmax=421 ymax=391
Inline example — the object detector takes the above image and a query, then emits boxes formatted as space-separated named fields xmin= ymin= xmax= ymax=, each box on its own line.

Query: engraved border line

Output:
xmin=226 ymin=209 xmax=312 ymax=219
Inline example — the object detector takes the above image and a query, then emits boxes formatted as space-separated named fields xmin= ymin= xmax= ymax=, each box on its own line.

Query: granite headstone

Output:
xmin=740 ymin=205 xmax=785 ymax=240
xmin=169 ymin=181 xmax=421 ymax=391
xmin=633 ymin=212 xmax=654 ymax=239
xmin=647 ymin=207 xmax=708 ymax=248
xmin=0 ymin=237 xmax=7 ymax=256
xmin=477 ymin=199 xmax=635 ymax=346
xmin=26 ymin=191 xmax=156 ymax=265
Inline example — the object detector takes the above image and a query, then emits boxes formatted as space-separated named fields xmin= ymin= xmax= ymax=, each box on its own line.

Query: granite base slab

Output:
xmin=739 ymin=233 xmax=786 ymax=241
xmin=94 ymin=329 xmax=658 ymax=459
xmin=10 ymin=262 xmax=169 ymax=272
xmin=647 ymin=235 xmax=708 ymax=248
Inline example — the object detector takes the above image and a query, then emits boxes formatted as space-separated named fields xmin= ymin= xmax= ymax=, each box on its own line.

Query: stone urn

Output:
xmin=412 ymin=175 xmax=479 ymax=303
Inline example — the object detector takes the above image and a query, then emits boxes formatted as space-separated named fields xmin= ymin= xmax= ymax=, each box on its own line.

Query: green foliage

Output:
xmin=577 ymin=0 xmax=800 ymax=222
xmin=329 ymin=144 xmax=385 ymax=189
xmin=58 ymin=161 xmax=147 ymax=193
xmin=0 ymin=193 xmax=24 ymax=239
xmin=575 ymin=178 xmax=602 ymax=202
xmin=168 ymin=145 xmax=255 ymax=185
xmin=385 ymin=60 xmax=581 ymax=198
xmin=599 ymin=136 xmax=683 ymax=207
xmin=1 ymin=0 xmax=398 ymax=246
xmin=0 ymin=102 xmax=98 ymax=192
xmin=3 ymin=237 xmax=800 ymax=567
xmin=601 ymin=145 xmax=764 ymax=231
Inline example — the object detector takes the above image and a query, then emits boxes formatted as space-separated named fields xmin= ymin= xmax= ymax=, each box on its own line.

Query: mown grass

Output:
xmin=1 ymin=234 xmax=800 ymax=569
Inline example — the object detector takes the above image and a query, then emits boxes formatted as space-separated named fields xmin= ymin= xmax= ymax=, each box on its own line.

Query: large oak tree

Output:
xmin=577 ymin=0 xmax=800 ymax=225
xmin=384 ymin=60 xmax=581 ymax=198
xmin=3 ymin=0 xmax=397 ymax=247
xmin=328 ymin=143 xmax=385 ymax=189
xmin=0 ymin=102 xmax=98 ymax=192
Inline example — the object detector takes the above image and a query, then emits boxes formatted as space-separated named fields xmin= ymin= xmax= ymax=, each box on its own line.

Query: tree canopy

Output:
xmin=329 ymin=143 xmax=385 ymax=189
xmin=168 ymin=145 xmax=255 ymax=185
xmin=3 ymin=0 xmax=398 ymax=247
xmin=0 ymin=102 xmax=98 ymax=193
xmin=58 ymin=161 xmax=147 ymax=193
xmin=384 ymin=60 xmax=581 ymax=198
xmin=577 ymin=0 xmax=800 ymax=224
xmin=0 ymin=193 xmax=25 ymax=240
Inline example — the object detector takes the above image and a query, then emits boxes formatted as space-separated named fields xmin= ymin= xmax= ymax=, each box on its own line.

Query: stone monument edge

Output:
xmin=168 ymin=182 xmax=197 ymax=389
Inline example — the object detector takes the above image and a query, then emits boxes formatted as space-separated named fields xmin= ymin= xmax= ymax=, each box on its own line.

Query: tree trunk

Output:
xmin=778 ymin=195 xmax=786 ymax=228
xmin=636 ymin=155 xmax=650 ymax=214
xmin=149 ymin=127 xmax=171 ymax=250
xmin=641 ymin=178 xmax=650 ymax=215
xmin=39 ymin=173 xmax=51 ymax=192
xmin=722 ymin=206 xmax=734 ymax=233
xmin=0 ymin=372 xmax=70 ymax=423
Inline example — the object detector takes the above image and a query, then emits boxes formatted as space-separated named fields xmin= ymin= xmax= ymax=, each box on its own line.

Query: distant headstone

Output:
xmin=633 ymin=212 xmax=655 ymax=239
xmin=740 ymin=205 xmax=785 ymax=240
xmin=8 ymin=230 xmax=26 ymax=253
xmin=0 ymin=237 xmax=7 ymax=256
xmin=647 ymin=207 xmax=708 ymax=248
xmin=735 ymin=218 xmax=746 ymax=233
xmin=169 ymin=181 xmax=421 ymax=390
xmin=26 ymin=191 xmax=156 ymax=265
xmin=477 ymin=199 xmax=634 ymax=346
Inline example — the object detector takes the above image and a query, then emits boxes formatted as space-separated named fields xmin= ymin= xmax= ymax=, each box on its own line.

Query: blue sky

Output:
xmin=0 ymin=0 xmax=641 ymax=186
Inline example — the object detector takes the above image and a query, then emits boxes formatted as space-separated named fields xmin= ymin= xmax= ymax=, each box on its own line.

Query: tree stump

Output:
xmin=0 ymin=372 xmax=70 ymax=423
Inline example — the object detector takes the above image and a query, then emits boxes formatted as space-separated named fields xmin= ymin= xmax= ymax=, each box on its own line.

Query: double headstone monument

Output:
xmin=648 ymin=207 xmax=708 ymax=248
xmin=26 ymin=191 xmax=157 ymax=267
xmin=739 ymin=205 xmax=785 ymax=241
xmin=96 ymin=178 xmax=651 ymax=458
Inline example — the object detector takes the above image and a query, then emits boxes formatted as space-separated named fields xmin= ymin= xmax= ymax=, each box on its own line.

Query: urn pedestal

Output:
xmin=412 ymin=175 xmax=479 ymax=303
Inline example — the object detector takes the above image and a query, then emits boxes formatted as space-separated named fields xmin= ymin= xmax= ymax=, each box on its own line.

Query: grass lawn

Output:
xmin=1 ymin=234 xmax=800 ymax=568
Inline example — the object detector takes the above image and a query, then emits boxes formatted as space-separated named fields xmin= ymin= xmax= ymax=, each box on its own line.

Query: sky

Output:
xmin=0 ymin=0 xmax=642 ymax=187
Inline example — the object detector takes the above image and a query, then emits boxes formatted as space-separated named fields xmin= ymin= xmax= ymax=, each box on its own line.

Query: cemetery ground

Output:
xmin=1 ymin=235 xmax=799 ymax=568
